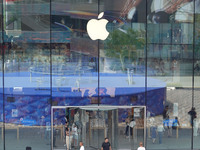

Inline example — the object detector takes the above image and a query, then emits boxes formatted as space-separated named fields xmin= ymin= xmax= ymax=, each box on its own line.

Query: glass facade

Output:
xmin=0 ymin=0 xmax=200 ymax=150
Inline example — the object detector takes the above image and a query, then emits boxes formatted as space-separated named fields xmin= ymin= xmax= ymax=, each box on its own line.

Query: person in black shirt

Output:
xmin=163 ymin=106 xmax=169 ymax=120
xmin=101 ymin=138 xmax=112 ymax=150
xmin=188 ymin=107 xmax=197 ymax=126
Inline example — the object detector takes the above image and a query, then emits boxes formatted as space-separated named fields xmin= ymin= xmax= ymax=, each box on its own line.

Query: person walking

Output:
xmin=66 ymin=128 xmax=73 ymax=150
xmin=129 ymin=118 xmax=136 ymax=137
xmin=79 ymin=141 xmax=84 ymax=150
xmin=188 ymin=107 xmax=198 ymax=136
xmin=188 ymin=107 xmax=197 ymax=126
xmin=163 ymin=106 xmax=169 ymax=120
xmin=137 ymin=142 xmax=145 ymax=150
xmin=151 ymin=124 xmax=157 ymax=143
xmin=125 ymin=117 xmax=130 ymax=138
xmin=101 ymin=138 xmax=112 ymax=150
xmin=157 ymin=123 xmax=165 ymax=144
xmin=72 ymin=123 xmax=78 ymax=147
xmin=172 ymin=117 xmax=180 ymax=136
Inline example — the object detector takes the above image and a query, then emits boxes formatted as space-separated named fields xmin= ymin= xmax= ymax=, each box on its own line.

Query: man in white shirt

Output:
xmin=129 ymin=119 xmax=136 ymax=137
xmin=79 ymin=141 xmax=84 ymax=150
xmin=72 ymin=124 xmax=78 ymax=146
xmin=137 ymin=142 xmax=145 ymax=150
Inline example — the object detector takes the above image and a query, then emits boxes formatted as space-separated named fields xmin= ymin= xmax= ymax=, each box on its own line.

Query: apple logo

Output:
xmin=87 ymin=12 xmax=109 ymax=40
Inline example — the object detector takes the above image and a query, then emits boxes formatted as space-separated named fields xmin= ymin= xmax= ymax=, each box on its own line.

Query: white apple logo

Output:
xmin=87 ymin=12 xmax=109 ymax=40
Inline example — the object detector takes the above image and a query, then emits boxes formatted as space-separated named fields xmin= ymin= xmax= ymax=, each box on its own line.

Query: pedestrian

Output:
xmin=151 ymin=124 xmax=157 ymax=143
xmin=188 ymin=107 xmax=198 ymax=136
xmin=194 ymin=63 xmax=200 ymax=75
xmin=125 ymin=117 xmax=130 ymax=138
xmin=79 ymin=141 xmax=84 ymax=150
xmin=129 ymin=118 xmax=136 ymax=137
xmin=163 ymin=106 xmax=170 ymax=137
xmin=172 ymin=117 xmax=179 ymax=130
xmin=157 ymin=123 xmax=165 ymax=144
xmin=163 ymin=106 xmax=169 ymax=120
xmin=188 ymin=107 xmax=197 ymax=126
xmin=72 ymin=123 xmax=78 ymax=147
xmin=137 ymin=142 xmax=145 ymax=150
xmin=66 ymin=128 xmax=73 ymax=150
xmin=101 ymin=138 xmax=112 ymax=150
xmin=64 ymin=122 xmax=69 ymax=137
xmin=147 ymin=117 xmax=155 ymax=138
xmin=172 ymin=117 xmax=180 ymax=136
xmin=167 ymin=117 xmax=173 ymax=137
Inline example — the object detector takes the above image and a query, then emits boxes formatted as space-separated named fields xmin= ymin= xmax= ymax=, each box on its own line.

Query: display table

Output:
xmin=1 ymin=125 xmax=63 ymax=140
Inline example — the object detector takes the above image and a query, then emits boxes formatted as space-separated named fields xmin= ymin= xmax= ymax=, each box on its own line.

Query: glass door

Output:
xmin=105 ymin=107 xmax=146 ymax=150
xmin=51 ymin=106 xmax=146 ymax=150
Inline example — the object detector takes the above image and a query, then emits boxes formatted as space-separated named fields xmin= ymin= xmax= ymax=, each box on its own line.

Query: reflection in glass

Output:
xmin=3 ymin=0 xmax=51 ymax=149
xmin=194 ymin=0 xmax=200 ymax=148
xmin=147 ymin=0 xmax=194 ymax=149
xmin=0 ymin=0 xmax=199 ymax=150
xmin=52 ymin=106 xmax=145 ymax=150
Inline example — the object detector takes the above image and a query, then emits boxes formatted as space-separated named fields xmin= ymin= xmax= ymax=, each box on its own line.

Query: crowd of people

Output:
xmin=54 ymin=111 xmax=81 ymax=150
xmin=147 ymin=105 xmax=200 ymax=145
xmin=51 ymin=108 xmax=146 ymax=150
xmin=149 ymin=106 xmax=180 ymax=144
xmin=148 ymin=58 xmax=165 ymax=75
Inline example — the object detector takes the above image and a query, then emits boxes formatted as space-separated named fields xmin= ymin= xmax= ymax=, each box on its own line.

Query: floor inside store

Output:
xmin=0 ymin=128 xmax=199 ymax=150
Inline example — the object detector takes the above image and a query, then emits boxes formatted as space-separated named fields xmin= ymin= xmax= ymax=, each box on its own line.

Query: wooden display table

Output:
xmin=1 ymin=125 xmax=63 ymax=140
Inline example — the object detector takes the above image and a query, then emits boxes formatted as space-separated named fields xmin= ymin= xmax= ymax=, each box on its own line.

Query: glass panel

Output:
xmin=0 ymin=42 xmax=3 ymax=150
xmin=99 ymin=0 xmax=146 ymax=106
xmin=147 ymin=0 xmax=193 ymax=149
xmin=194 ymin=87 xmax=200 ymax=148
xmin=0 ymin=0 xmax=3 ymax=149
xmin=52 ymin=108 xmax=66 ymax=149
xmin=4 ymin=0 xmax=51 ymax=149
xmin=51 ymin=0 xmax=98 ymax=106
xmin=52 ymin=107 xmax=97 ymax=150
xmin=0 ymin=0 xmax=198 ymax=149
xmin=51 ymin=1 xmax=99 ymax=148
xmin=99 ymin=0 xmax=147 ymax=149
xmin=194 ymin=0 xmax=200 ymax=148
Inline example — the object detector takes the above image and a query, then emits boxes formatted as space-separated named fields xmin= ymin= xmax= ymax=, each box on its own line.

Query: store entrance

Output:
xmin=51 ymin=106 xmax=146 ymax=150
